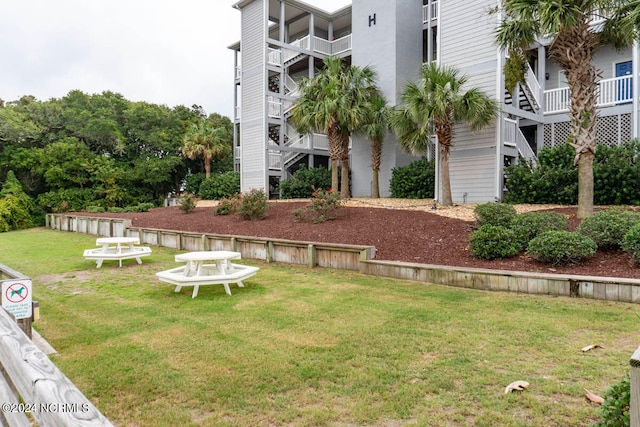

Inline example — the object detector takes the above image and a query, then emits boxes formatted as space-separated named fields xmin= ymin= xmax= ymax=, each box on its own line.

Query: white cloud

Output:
xmin=0 ymin=0 xmax=350 ymax=117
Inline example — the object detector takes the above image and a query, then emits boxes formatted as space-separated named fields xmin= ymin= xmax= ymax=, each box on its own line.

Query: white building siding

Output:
xmin=240 ymin=0 xmax=267 ymax=191
xmin=438 ymin=0 xmax=500 ymax=203
xmin=449 ymin=154 xmax=496 ymax=203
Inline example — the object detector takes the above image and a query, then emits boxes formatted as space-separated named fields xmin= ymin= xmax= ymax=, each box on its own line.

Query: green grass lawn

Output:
xmin=1 ymin=228 xmax=638 ymax=426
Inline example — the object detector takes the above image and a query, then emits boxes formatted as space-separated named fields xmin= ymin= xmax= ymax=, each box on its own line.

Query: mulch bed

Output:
xmin=73 ymin=202 xmax=640 ymax=279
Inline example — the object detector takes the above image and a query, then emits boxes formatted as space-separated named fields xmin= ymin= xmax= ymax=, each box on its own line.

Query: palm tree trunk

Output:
xmin=371 ymin=139 xmax=382 ymax=198
xmin=372 ymin=169 xmax=380 ymax=198
xmin=577 ymin=152 xmax=594 ymax=219
xmin=339 ymin=134 xmax=350 ymax=197
xmin=204 ymin=154 xmax=212 ymax=179
xmin=439 ymin=143 xmax=453 ymax=206
xmin=327 ymin=123 xmax=341 ymax=194
xmin=551 ymin=23 xmax=598 ymax=218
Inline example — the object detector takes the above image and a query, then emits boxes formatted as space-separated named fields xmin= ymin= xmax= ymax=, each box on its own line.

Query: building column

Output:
xmin=634 ymin=41 xmax=639 ymax=139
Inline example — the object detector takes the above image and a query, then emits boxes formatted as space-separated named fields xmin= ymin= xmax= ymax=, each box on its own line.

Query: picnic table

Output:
xmin=83 ymin=237 xmax=152 ymax=268
xmin=156 ymin=251 xmax=259 ymax=298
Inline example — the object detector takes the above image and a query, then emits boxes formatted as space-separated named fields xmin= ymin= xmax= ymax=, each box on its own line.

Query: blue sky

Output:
xmin=0 ymin=0 xmax=350 ymax=118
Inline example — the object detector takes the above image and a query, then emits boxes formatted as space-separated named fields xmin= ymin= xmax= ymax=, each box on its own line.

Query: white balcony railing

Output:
xmin=525 ymin=62 xmax=541 ymax=107
xmin=504 ymin=118 xmax=537 ymax=165
xmin=271 ymin=34 xmax=352 ymax=68
xmin=268 ymin=48 xmax=281 ymax=66
xmin=267 ymin=96 xmax=282 ymax=118
xmin=235 ymin=105 xmax=241 ymax=120
xmin=423 ymin=1 xmax=439 ymax=23
xmin=544 ymin=74 xmax=633 ymax=114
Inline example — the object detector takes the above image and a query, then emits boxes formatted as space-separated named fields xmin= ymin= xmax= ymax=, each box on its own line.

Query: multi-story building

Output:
xmin=229 ymin=0 xmax=640 ymax=202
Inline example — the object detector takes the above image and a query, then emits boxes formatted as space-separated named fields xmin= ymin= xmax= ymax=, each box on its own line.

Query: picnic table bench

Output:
xmin=83 ymin=237 xmax=152 ymax=268
xmin=156 ymin=251 xmax=259 ymax=298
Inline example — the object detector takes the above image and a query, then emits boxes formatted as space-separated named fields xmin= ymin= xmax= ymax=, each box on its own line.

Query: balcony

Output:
xmin=268 ymin=33 xmax=352 ymax=68
xmin=422 ymin=1 xmax=438 ymax=24
xmin=544 ymin=74 xmax=633 ymax=114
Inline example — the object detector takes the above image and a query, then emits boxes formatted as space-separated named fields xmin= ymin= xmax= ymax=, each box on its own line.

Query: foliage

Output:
xmin=214 ymin=195 xmax=240 ymax=216
xmin=0 ymin=171 xmax=36 ymax=230
xmin=577 ymin=209 xmax=640 ymax=249
xmin=290 ymin=56 xmax=379 ymax=196
xmin=37 ymin=188 xmax=98 ymax=213
xmin=622 ymin=225 xmax=640 ymax=264
xmin=504 ymin=144 xmax=578 ymax=204
xmin=86 ymin=206 xmax=106 ymax=213
xmin=0 ymin=90 xmax=233 ymax=213
xmin=504 ymin=49 xmax=527 ymax=97
xmin=510 ymin=211 xmax=570 ymax=250
xmin=593 ymin=375 xmax=630 ymax=427
xmin=389 ymin=158 xmax=435 ymax=199
xmin=527 ymin=231 xmax=597 ymax=265
xmin=123 ymin=203 xmax=155 ymax=213
xmin=292 ymin=187 xmax=344 ymax=223
xmin=280 ymin=166 xmax=332 ymax=199
xmin=469 ymin=225 xmax=520 ymax=260
xmin=184 ymin=173 xmax=206 ymax=195
xmin=198 ymin=171 xmax=240 ymax=200
xmin=473 ymin=203 xmax=517 ymax=227
xmin=177 ymin=193 xmax=197 ymax=214
xmin=181 ymin=118 xmax=232 ymax=179
xmin=236 ymin=188 xmax=268 ymax=220
xmin=594 ymin=140 xmax=640 ymax=205
xmin=390 ymin=62 xmax=497 ymax=206
xmin=506 ymin=142 xmax=640 ymax=205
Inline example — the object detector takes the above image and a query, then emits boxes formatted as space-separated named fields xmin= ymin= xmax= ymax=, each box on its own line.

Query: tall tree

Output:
xmin=391 ymin=62 xmax=497 ymax=206
xmin=359 ymin=94 xmax=389 ymax=198
xmin=181 ymin=119 xmax=231 ymax=179
xmin=496 ymin=0 xmax=639 ymax=218
xmin=290 ymin=56 xmax=378 ymax=197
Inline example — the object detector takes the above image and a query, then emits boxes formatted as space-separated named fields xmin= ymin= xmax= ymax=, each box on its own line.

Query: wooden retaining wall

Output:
xmin=47 ymin=213 xmax=640 ymax=304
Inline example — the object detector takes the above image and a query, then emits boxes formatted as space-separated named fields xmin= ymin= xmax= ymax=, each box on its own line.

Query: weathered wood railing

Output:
xmin=0 ymin=264 xmax=112 ymax=426
xmin=631 ymin=347 xmax=640 ymax=426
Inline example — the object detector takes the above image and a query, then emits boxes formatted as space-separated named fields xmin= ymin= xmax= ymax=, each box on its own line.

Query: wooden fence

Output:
xmin=0 ymin=264 xmax=112 ymax=426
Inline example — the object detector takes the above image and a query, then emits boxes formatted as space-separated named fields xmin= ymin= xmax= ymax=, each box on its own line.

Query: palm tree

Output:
xmin=391 ymin=62 xmax=498 ymax=206
xmin=290 ymin=56 xmax=378 ymax=197
xmin=181 ymin=119 xmax=231 ymax=179
xmin=496 ymin=0 xmax=638 ymax=219
xmin=360 ymin=94 xmax=389 ymax=198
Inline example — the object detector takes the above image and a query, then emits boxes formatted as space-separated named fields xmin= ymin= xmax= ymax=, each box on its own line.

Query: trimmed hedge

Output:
xmin=527 ymin=231 xmax=597 ymax=265
xmin=280 ymin=166 xmax=332 ymax=199
xmin=390 ymin=158 xmax=435 ymax=199
xmin=577 ymin=208 xmax=640 ymax=249
xmin=198 ymin=172 xmax=240 ymax=200
xmin=469 ymin=225 xmax=520 ymax=260
xmin=473 ymin=203 xmax=517 ymax=227
xmin=511 ymin=211 xmax=569 ymax=250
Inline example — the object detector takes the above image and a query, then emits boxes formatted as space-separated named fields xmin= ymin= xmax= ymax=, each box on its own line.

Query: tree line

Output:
xmin=0 ymin=90 xmax=234 ymax=217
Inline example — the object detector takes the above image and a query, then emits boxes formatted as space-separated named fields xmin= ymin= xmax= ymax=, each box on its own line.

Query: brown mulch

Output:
xmin=74 ymin=200 xmax=640 ymax=280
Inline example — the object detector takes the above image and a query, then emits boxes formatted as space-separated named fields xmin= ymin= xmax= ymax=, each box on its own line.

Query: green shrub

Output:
xmin=236 ymin=188 xmax=268 ymax=220
xmin=280 ymin=166 xmax=332 ymax=199
xmin=594 ymin=140 xmax=640 ymax=205
xmin=577 ymin=209 xmax=640 ymax=249
xmin=37 ymin=188 xmax=99 ymax=213
xmin=184 ymin=173 xmax=206 ymax=195
xmin=107 ymin=207 xmax=125 ymax=213
xmin=505 ymin=141 xmax=640 ymax=205
xmin=593 ymin=375 xmax=630 ymax=427
xmin=622 ymin=224 xmax=640 ymax=263
xmin=86 ymin=206 xmax=106 ymax=213
xmin=469 ymin=225 xmax=520 ymax=260
xmin=292 ymin=188 xmax=344 ymax=223
xmin=0 ymin=196 xmax=32 ymax=231
xmin=123 ymin=202 xmax=155 ymax=213
xmin=390 ymin=158 xmax=435 ymax=199
xmin=214 ymin=195 xmax=240 ymax=216
xmin=178 ymin=193 xmax=197 ymax=214
xmin=511 ymin=211 xmax=569 ymax=250
xmin=198 ymin=172 xmax=240 ymax=200
xmin=527 ymin=231 xmax=597 ymax=265
xmin=474 ymin=203 xmax=517 ymax=227
xmin=504 ymin=143 xmax=577 ymax=204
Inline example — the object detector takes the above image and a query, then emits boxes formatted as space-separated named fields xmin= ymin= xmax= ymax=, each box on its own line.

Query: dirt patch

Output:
xmin=73 ymin=199 xmax=640 ymax=279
